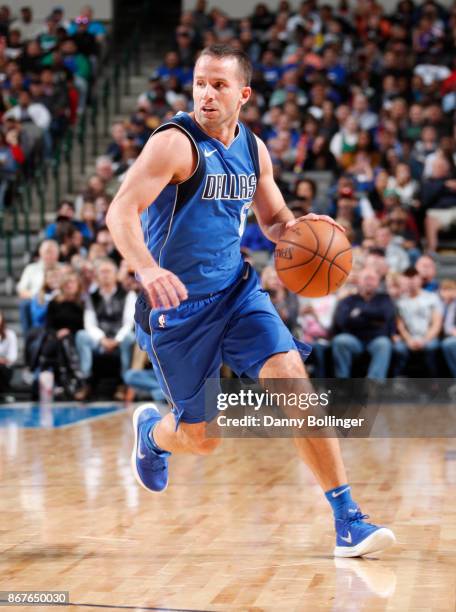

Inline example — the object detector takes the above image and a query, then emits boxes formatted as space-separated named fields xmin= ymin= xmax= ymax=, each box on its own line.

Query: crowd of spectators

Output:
xmin=2 ymin=0 xmax=456 ymax=402
xmin=0 ymin=4 xmax=107 ymax=212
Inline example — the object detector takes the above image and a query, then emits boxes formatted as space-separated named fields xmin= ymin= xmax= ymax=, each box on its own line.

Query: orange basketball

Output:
xmin=274 ymin=219 xmax=352 ymax=297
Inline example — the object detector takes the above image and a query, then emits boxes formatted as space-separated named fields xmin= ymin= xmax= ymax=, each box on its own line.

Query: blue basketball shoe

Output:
xmin=131 ymin=403 xmax=170 ymax=492
xmin=334 ymin=508 xmax=396 ymax=557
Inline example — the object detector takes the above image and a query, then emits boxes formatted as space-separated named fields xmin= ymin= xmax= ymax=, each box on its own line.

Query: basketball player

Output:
xmin=106 ymin=45 xmax=395 ymax=557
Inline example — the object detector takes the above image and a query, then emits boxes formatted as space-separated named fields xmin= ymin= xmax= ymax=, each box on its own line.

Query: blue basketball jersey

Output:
xmin=140 ymin=112 xmax=260 ymax=296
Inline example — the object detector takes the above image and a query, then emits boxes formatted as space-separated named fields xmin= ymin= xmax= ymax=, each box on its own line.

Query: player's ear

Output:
xmin=240 ymin=86 xmax=251 ymax=106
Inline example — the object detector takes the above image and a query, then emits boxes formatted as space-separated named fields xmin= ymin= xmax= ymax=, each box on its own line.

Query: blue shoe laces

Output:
xmin=142 ymin=451 xmax=169 ymax=472
xmin=340 ymin=511 xmax=378 ymax=531
xmin=347 ymin=511 xmax=369 ymax=523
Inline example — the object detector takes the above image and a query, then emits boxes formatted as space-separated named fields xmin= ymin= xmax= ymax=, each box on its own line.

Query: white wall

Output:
xmin=14 ymin=0 xmax=112 ymax=21
xmin=183 ymin=0 xmax=453 ymax=19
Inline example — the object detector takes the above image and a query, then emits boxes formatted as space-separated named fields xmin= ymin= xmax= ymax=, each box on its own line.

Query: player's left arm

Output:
xmin=252 ymin=137 xmax=344 ymax=244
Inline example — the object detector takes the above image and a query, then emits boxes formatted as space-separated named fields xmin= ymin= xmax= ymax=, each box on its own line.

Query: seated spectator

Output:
xmin=347 ymin=152 xmax=376 ymax=195
xmin=115 ymin=140 xmax=142 ymax=181
xmin=385 ymin=271 xmax=406 ymax=302
xmin=329 ymin=186 xmax=368 ymax=241
xmin=10 ymin=6 xmax=41 ymax=42
xmin=28 ymin=266 xmax=62 ymax=331
xmin=57 ymin=38 xmax=91 ymax=115
xmin=75 ymin=258 xmax=136 ymax=400
xmin=87 ymin=242 xmax=106 ymax=262
xmin=291 ymin=177 xmax=327 ymax=214
xmin=298 ymin=294 xmax=337 ymax=378
xmin=387 ymin=162 xmax=419 ymax=206
xmin=364 ymin=248 xmax=390 ymax=288
xmin=57 ymin=222 xmax=87 ymax=263
xmin=0 ymin=130 xmax=19 ymax=211
xmin=394 ymin=267 xmax=443 ymax=378
xmin=156 ymin=51 xmax=192 ymax=88
xmin=6 ymin=29 xmax=23 ymax=61
xmin=386 ymin=207 xmax=421 ymax=258
xmin=47 ymin=6 xmax=71 ymax=32
xmin=422 ymin=155 xmax=456 ymax=253
xmin=105 ymin=121 xmax=126 ymax=163
xmin=440 ymin=280 xmax=456 ymax=387
xmin=76 ymin=175 xmax=108 ymax=213
xmin=95 ymin=156 xmax=118 ymax=194
xmin=0 ymin=310 xmax=18 ymax=401
xmin=330 ymin=115 xmax=360 ymax=170
xmin=4 ymin=89 xmax=51 ymax=157
xmin=95 ymin=226 xmax=122 ymax=265
xmin=412 ymin=124 xmax=438 ymax=170
xmin=366 ymin=169 xmax=389 ymax=214
xmin=68 ymin=5 xmax=107 ymax=44
xmin=37 ymin=15 xmax=59 ymax=53
xmin=36 ymin=272 xmax=85 ymax=397
xmin=16 ymin=240 xmax=60 ymax=335
xmin=351 ymin=93 xmax=378 ymax=131
xmin=300 ymin=135 xmax=339 ymax=174
xmin=44 ymin=200 xmax=88 ymax=240
xmin=40 ymin=68 xmax=72 ymax=138
xmin=71 ymin=15 xmax=99 ymax=60
xmin=374 ymin=225 xmax=410 ymax=273
xmin=331 ymin=268 xmax=396 ymax=380
xmin=424 ymin=136 xmax=456 ymax=179
xmin=261 ymin=266 xmax=298 ymax=334
xmin=4 ymin=125 xmax=26 ymax=166
xmin=78 ymin=201 xmax=98 ymax=245
xmin=415 ymin=254 xmax=439 ymax=292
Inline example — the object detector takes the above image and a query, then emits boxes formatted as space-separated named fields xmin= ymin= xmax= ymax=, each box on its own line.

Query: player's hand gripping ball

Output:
xmin=274 ymin=219 xmax=352 ymax=297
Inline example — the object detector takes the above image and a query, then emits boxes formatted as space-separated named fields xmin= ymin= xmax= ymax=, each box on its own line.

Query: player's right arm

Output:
xmin=106 ymin=128 xmax=194 ymax=309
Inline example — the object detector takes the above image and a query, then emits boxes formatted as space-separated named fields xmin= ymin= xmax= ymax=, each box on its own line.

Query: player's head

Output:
xmin=193 ymin=44 xmax=252 ymax=130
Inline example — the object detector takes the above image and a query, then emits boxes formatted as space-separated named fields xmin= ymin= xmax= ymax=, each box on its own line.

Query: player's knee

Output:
xmin=260 ymin=349 xmax=306 ymax=378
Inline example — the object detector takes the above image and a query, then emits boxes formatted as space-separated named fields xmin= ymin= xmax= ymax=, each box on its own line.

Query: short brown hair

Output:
xmin=198 ymin=44 xmax=253 ymax=86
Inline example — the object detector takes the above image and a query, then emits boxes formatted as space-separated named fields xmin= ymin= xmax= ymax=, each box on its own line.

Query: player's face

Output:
xmin=193 ymin=55 xmax=251 ymax=130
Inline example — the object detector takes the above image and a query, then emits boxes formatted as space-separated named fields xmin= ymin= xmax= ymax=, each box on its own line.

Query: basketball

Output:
xmin=274 ymin=219 xmax=352 ymax=297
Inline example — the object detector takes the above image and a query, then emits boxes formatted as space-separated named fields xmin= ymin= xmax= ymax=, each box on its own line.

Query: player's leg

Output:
xmin=153 ymin=415 xmax=221 ymax=455
xmin=131 ymin=294 xmax=227 ymax=492
xmin=222 ymin=267 xmax=395 ymax=556
xmin=260 ymin=350 xmax=347 ymax=490
xmin=260 ymin=350 xmax=395 ymax=557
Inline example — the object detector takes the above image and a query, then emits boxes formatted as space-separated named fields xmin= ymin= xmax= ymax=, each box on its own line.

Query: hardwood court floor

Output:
xmin=0 ymin=404 xmax=455 ymax=612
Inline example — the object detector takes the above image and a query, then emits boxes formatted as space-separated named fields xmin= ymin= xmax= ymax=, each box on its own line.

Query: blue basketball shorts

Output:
xmin=135 ymin=263 xmax=311 ymax=426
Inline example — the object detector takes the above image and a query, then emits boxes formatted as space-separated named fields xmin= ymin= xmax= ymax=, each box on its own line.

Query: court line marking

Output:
xmin=1 ymin=410 xmax=124 ymax=431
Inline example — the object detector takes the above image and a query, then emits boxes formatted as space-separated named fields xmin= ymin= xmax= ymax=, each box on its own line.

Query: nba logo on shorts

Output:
xmin=158 ymin=314 xmax=166 ymax=328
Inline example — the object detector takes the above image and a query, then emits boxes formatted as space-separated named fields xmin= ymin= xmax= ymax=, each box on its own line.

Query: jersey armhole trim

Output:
xmin=152 ymin=121 xmax=201 ymax=186
xmin=244 ymin=125 xmax=261 ymax=180
xmin=153 ymin=120 xmax=206 ymax=215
